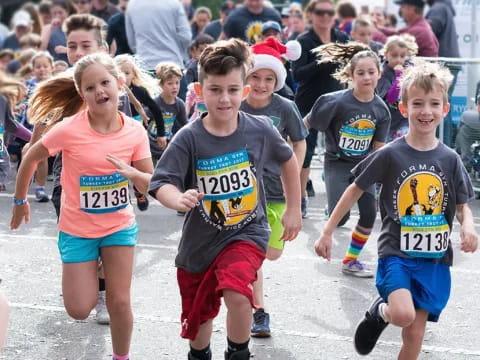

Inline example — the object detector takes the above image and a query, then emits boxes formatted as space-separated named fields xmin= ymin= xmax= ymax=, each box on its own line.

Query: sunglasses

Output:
xmin=313 ymin=9 xmax=335 ymax=17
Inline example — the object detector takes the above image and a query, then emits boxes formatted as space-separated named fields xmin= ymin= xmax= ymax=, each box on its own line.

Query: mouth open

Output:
xmin=96 ymin=96 xmax=109 ymax=104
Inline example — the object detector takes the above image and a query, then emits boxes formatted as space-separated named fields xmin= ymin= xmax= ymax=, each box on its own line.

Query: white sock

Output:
xmin=378 ymin=303 xmax=388 ymax=322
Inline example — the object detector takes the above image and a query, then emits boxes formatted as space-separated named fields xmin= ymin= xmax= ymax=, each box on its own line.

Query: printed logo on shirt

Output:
xmin=133 ymin=115 xmax=143 ymax=122
xmin=246 ymin=21 xmax=263 ymax=43
xmin=394 ymin=167 xmax=450 ymax=258
xmin=197 ymin=102 xmax=207 ymax=115
xmin=269 ymin=116 xmax=281 ymax=128
xmin=79 ymin=172 xmax=130 ymax=214
xmin=339 ymin=118 xmax=375 ymax=157
xmin=196 ymin=149 xmax=258 ymax=230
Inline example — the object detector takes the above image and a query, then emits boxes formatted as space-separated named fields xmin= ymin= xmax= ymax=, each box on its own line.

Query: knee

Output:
xmin=390 ymin=307 xmax=416 ymax=328
xmin=65 ymin=305 xmax=92 ymax=320
xmin=266 ymin=248 xmax=282 ymax=261
xmin=106 ymin=295 xmax=131 ymax=316
xmin=223 ymin=290 xmax=250 ymax=310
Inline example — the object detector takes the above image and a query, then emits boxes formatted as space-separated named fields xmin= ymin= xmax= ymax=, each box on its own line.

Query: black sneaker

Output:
xmin=251 ymin=308 xmax=270 ymax=337
xmin=188 ymin=350 xmax=212 ymax=360
xmin=136 ymin=193 xmax=149 ymax=211
xmin=306 ymin=179 xmax=315 ymax=197
xmin=354 ymin=296 xmax=389 ymax=355
xmin=224 ymin=348 xmax=251 ymax=360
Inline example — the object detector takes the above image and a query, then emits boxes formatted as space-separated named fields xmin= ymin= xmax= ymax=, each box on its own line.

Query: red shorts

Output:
xmin=177 ymin=241 xmax=265 ymax=340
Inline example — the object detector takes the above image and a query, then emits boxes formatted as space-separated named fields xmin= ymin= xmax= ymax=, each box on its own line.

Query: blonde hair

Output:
xmin=31 ymin=51 xmax=54 ymax=68
xmin=381 ymin=34 xmax=418 ymax=57
xmin=313 ymin=41 xmax=380 ymax=83
xmin=0 ymin=72 xmax=26 ymax=107
xmin=114 ymin=54 xmax=158 ymax=97
xmin=400 ymin=60 xmax=453 ymax=104
xmin=28 ymin=53 xmax=119 ymax=130
xmin=155 ymin=62 xmax=183 ymax=84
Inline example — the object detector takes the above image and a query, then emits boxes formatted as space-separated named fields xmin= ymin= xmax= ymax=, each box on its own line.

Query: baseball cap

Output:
xmin=221 ymin=1 xmax=235 ymax=15
xmin=394 ymin=0 xmax=426 ymax=8
xmin=281 ymin=7 xmax=290 ymax=18
xmin=261 ymin=21 xmax=282 ymax=35
xmin=12 ymin=10 xmax=31 ymax=28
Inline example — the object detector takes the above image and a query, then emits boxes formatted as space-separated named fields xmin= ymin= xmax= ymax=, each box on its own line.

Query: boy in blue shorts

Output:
xmin=150 ymin=38 xmax=302 ymax=360
xmin=314 ymin=60 xmax=478 ymax=358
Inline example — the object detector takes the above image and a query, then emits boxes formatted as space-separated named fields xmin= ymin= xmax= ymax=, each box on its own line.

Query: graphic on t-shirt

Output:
xmin=133 ymin=115 xmax=143 ymax=122
xmin=0 ymin=125 xmax=4 ymax=157
xmin=196 ymin=149 xmax=258 ymax=229
xmin=197 ymin=102 xmax=207 ymax=115
xmin=79 ymin=172 xmax=130 ymax=214
xmin=269 ymin=115 xmax=281 ymax=128
xmin=396 ymin=171 xmax=450 ymax=258
xmin=163 ymin=112 xmax=175 ymax=139
xmin=339 ymin=119 xmax=375 ymax=156
xmin=246 ymin=21 xmax=263 ymax=43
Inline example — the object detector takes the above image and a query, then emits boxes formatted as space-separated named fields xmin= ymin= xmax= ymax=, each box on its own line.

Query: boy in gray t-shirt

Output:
xmin=149 ymin=39 xmax=302 ymax=360
xmin=239 ymin=36 xmax=307 ymax=338
xmin=315 ymin=61 xmax=478 ymax=358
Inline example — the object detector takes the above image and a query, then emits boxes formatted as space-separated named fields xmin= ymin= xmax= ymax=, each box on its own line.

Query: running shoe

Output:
xmin=35 ymin=187 xmax=49 ymax=202
xmin=342 ymin=260 xmax=374 ymax=278
xmin=177 ymin=211 xmax=186 ymax=216
xmin=46 ymin=174 xmax=54 ymax=182
xmin=306 ymin=179 xmax=315 ymax=197
xmin=251 ymin=308 xmax=271 ymax=338
xmin=354 ymin=296 xmax=389 ymax=355
xmin=224 ymin=348 xmax=251 ymax=360
xmin=301 ymin=197 xmax=308 ymax=219
xmin=95 ymin=290 xmax=110 ymax=325
xmin=188 ymin=350 xmax=212 ymax=360
xmin=135 ymin=193 xmax=149 ymax=211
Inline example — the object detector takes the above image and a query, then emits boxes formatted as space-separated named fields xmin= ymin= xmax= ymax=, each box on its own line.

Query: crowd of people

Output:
xmin=0 ymin=0 xmax=479 ymax=359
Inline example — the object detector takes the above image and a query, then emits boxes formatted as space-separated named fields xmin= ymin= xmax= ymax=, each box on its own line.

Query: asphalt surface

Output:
xmin=0 ymin=159 xmax=479 ymax=360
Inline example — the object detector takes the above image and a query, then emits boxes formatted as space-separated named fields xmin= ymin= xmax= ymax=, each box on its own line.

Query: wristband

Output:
xmin=13 ymin=198 xmax=28 ymax=205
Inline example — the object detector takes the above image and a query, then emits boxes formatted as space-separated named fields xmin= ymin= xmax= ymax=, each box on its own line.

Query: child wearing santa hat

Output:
xmin=240 ymin=36 xmax=308 ymax=338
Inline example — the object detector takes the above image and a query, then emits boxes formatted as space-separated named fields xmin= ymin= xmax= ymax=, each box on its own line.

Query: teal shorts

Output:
xmin=58 ymin=223 xmax=138 ymax=263
xmin=267 ymin=202 xmax=286 ymax=250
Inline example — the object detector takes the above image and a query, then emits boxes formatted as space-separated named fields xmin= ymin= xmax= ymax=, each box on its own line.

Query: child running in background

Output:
xmin=149 ymin=38 xmax=302 ymax=360
xmin=0 ymin=74 xmax=32 ymax=192
xmin=315 ymin=60 xmax=478 ymax=359
xmin=350 ymin=17 xmax=384 ymax=55
xmin=185 ymin=81 xmax=207 ymax=122
xmin=184 ymin=33 xmax=215 ymax=85
xmin=239 ymin=36 xmax=306 ymax=338
xmin=377 ymin=34 xmax=418 ymax=141
xmin=11 ymin=53 xmax=153 ymax=360
xmin=24 ymin=51 xmax=55 ymax=202
xmin=114 ymin=54 xmax=166 ymax=211
xmin=153 ymin=62 xmax=187 ymax=165
xmin=53 ymin=60 xmax=69 ymax=75
xmin=305 ymin=42 xmax=391 ymax=278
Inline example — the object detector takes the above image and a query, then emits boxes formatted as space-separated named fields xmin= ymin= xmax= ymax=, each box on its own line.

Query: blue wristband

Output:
xmin=13 ymin=198 xmax=28 ymax=205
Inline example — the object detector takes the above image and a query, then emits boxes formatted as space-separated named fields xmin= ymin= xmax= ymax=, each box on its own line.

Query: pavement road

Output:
xmin=1 ymin=161 xmax=480 ymax=360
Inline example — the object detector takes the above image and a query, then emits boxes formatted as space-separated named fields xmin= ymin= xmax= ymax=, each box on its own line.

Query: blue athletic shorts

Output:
xmin=58 ymin=222 xmax=138 ymax=263
xmin=376 ymin=256 xmax=451 ymax=322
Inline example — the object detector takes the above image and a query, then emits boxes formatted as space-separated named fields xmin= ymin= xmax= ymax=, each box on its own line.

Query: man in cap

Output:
xmin=1 ymin=10 xmax=32 ymax=52
xmin=204 ymin=1 xmax=235 ymax=40
xmin=379 ymin=0 xmax=438 ymax=57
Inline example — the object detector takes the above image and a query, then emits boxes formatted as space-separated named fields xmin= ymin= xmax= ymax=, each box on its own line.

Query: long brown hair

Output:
xmin=0 ymin=72 xmax=26 ymax=107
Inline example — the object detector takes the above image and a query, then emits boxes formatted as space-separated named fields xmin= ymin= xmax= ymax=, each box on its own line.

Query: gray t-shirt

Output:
xmin=353 ymin=137 xmax=474 ymax=266
xmin=307 ymin=89 xmax=391 ymax=162
xmin=147 ymin=95 xmax=187 ymax=157
xmin=149 ymin=111 xmax=293 ymax=273
xmin=240 ymin=94 xmax=308 ymax=202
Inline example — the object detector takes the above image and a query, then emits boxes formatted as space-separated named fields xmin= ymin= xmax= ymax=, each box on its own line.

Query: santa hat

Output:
xmin=249 ymin=36 xmax=302 ymax=91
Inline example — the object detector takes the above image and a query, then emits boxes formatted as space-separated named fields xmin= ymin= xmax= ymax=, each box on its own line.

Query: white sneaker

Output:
xmin=342 ymin=260 xmax=374 ymax=278
xmin=95 ymin=290 xmax=110 ymax=325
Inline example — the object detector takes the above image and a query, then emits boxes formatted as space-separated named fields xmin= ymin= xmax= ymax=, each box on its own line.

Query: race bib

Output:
xmin=339 ymin=125 xmax=374 ymax=156
xmin=197 ymin=150 xmax=254 ymax=201
xmin=400 ymin=214 xmax=450 ymax=258
xmin=79 ymin=173 xmax=130 ymax=214
xmin=197 ymin=102 xmax=207 ymax=115
xmin=133 ymin=115 xmax=143 ymax=122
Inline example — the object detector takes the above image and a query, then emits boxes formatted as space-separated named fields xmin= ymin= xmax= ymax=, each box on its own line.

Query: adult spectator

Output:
xmin=455 ymin=97 xmax=480 ymax=166
xmin=203 ymin=1 xmax=235 ymax=40
xmin=292 ymin=0 xmax=348 ymax=217
xmin=288 ymin=12 xmax=306 ymax=40
xmin=91 ymin=0 xmax=119 ymax=23
xmin=379 ymin=0 xmax=438 ymax=57
xmin=191 ymin=7 xmax=212 ymax=40
xmin=385 ymin=13 xmax=398 ymax=29
xmin=182 ymin=0 xmax=195 ymax=21
xmin=22 ymin=2 xmax=43 ymax=35
xmin=426 ymin=0 xmax=461 ymax=146
xmin=40 ymin=0 xmax=75 ymax=62
xmin=71 ymin=0 xmax=93 ymax=15
xmin=369 ymin=6 xmax=388 ymax=43
xmin=222 ymin=0 xmax=281 ymax=43
xmin=107 ymin=0 xmax=131 ymax=55
xmin=126 ymin=0 xmax=191 ymax=72
xmin=2 ymin=10 xmax=32 ymax=53
xmin=38 ymin=1 xmax=53 ymax=27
